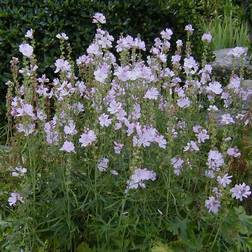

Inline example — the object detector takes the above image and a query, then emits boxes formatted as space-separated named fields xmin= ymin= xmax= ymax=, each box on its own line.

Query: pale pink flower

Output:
xmin=79 ymin=129 xmax=97 ymax=147
xmin=94 ymin=63 xmax=109 ymax=83
xmin=19 ymin=43 xmax=33 ymax=58
xmin=64 ymin=120 xmax=77 ymax=135
xmin=177 ymin=97 xmax=191 ymax=108
xmin=217 ymin=174 xmax=232 ymax=188
xmin=60 ymin=141 xmax=75 ymax=153
xmin=98 ymin=113 xmax=112 ymax=127
xmin=12 ymin=166 xmax=27 ymax=177
xmin=56 ymin=32 xmax=69 ymax=40
xmin=227 ymin=147 xmax=241 ymax=158
xmin=97 ymin=157 xmax=109 ymax=172
xmin=185 ymin=24 xmax=194 ymax=33
xmin=201 ymin=32 xmax=212 ymax=43
xmin=92 ymin=12 xmax=106 ymax=24
xmin=54 ymin=59 xmax=71 ymax=73
xmin=25 ymin=29 xmax=33 ymax=39
xmin=230 ymin=183 xmax=251 ymax=201
xmin=228 ymin=47 xmax=247 ymax=58
xmin=8 ymin=192 xmax=24 ymax=206
xmin=144 ymin=88 xmax=159 ymax=100
xmin=171 ymin=156 xmax=184 ymax=175
xmin=205 ymin=196 xmax=220 ymax=214
xmin=114 ymin=141 xmax=124 ymax=154
xmin=220 ymin=113 xmax=235 ymax=125
xmin=126 ymin=168 xmax=156 ymax=192
xmin=207 ymin=81 xmax=223 ymax=95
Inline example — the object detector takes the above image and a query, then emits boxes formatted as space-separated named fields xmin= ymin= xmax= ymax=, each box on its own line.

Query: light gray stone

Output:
xmin=212 ymin=48 xmax=252 ymax=76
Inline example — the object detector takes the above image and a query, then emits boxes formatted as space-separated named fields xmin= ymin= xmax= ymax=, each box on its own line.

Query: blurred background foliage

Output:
xmin=0 ymin=0 xmax=251 ymax=140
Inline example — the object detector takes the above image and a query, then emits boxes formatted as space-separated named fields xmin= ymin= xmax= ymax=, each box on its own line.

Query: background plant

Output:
xmin=203 ymin=1 xmax=250 ymax=50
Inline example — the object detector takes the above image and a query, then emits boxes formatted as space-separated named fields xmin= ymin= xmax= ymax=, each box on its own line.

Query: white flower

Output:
xmin=92 ymin=12 xmax=106 ymax=24
xmin=97 ymin=157 xmax=109 ymax=172
xmin=56 ymin=33 xmax=69 ymax=40
xmin=25 ymin=29 xmax=33 ymax=39
xmin=230 ymin=183 xmax=251 ymax=201
xmin=217 ymin=174 xmax=232 ymax=188
xmin=205 ymin=196 xmax=220 ymax=214
xmin=19 ymin=43 xmax=33 ymax=58
xmin=12 ymin=166 xmax=27 ymax=177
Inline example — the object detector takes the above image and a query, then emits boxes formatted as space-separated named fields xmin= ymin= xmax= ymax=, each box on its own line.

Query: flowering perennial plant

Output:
xmin=2 ymin=12 xmax=252 ymax=251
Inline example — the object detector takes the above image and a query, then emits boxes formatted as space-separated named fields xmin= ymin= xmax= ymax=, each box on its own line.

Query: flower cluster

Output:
xmin=6 ymin=13 xmax=251 ymax=218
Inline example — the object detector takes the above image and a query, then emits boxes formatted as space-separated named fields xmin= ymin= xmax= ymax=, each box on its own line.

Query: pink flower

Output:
xmin=79 ymin=129 xmax=96 ymax=147
xmin=60 ymin=141 xmax=75 ymax=153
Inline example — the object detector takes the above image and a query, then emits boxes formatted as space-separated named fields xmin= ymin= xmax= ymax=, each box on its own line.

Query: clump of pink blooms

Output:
xmin=6 ymin=12 xmax=251 ymax=214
